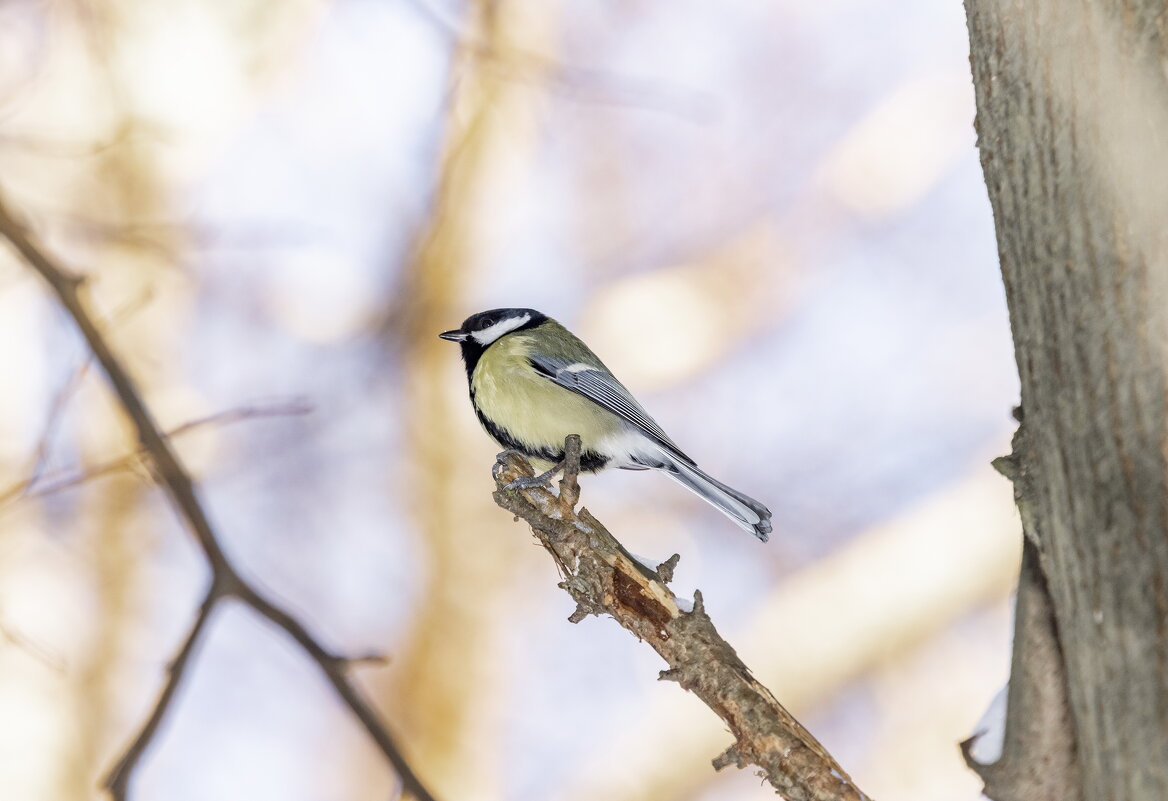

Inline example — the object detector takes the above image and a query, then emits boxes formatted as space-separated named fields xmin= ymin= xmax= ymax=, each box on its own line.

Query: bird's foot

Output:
xmin=505 ymin=461 xmax=565 ymax=491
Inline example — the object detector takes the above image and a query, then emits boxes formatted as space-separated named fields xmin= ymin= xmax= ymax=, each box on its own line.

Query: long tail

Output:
xmin=655 ymin=453 xmax=773 ymax=541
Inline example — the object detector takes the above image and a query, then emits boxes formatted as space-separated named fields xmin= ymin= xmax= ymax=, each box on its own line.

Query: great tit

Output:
xmin=439 ymin=308 xmax=773 ymax=541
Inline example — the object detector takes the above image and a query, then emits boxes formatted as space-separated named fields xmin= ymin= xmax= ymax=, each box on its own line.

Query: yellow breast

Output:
xmin=471 ymin=334 xmax=619 ymax=467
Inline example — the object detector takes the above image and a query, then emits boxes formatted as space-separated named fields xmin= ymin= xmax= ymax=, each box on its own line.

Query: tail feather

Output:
xmin=657 ymin=454 xmax=773 ymax=542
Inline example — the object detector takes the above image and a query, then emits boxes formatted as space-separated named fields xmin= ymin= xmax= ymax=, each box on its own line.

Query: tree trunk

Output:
xmin=963 ymin=1 xmax=1168 ymax=799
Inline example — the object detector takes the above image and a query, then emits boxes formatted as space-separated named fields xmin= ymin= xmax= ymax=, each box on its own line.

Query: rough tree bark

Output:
xmin=963 ymin=1 xmax=1168 ymax=799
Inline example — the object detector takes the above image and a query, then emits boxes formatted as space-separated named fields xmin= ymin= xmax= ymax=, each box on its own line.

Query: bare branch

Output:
xmin=0 ymin=190 xmax=440 ymax=801
xmin=105 ymin=585 xmax=221 ymax=800
xmin=492 ymin=435 xmax=871 ymax=801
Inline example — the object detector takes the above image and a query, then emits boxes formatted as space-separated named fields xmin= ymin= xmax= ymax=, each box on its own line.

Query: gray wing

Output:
xmin=527 ymin=354 xmax=693 ymax=463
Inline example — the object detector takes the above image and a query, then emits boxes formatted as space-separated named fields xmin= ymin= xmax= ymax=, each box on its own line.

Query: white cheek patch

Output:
xmin=471 ymin=313 xmax=531 ymax=345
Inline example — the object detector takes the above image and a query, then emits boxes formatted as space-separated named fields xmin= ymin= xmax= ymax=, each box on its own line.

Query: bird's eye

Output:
xmin=480 ymin=317 xmax=495 ymax=328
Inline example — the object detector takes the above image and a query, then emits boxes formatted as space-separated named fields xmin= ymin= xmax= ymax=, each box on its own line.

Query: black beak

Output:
xmin=439 ymin=329 xmax=469 ymax=342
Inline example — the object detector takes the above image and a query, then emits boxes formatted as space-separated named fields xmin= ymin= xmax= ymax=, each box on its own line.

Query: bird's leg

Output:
xmin=501 ymin=437 xmax=582 ymax=502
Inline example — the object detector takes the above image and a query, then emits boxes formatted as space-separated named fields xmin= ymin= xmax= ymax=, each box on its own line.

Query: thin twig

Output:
xmin=0 ymin=400 xmax=313 ymax=506
xmin=105 ymin=584 xmax=223 ymax=798
xmin=493 ymin=435 xmax=872 ymax=801
xmin=0 ymin=614 xmax=65 ymax=671
xmin=21 ymin=357 xmax=92 ymax=495
xmin=0 ymin=191 xmax=439 ymax=801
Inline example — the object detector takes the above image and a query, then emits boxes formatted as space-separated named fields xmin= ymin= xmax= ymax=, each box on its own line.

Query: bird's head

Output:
xmin=439 ymin=308 xmax=549 ymax=379
xmin=439 ymin=308 xmax=548 ymax=348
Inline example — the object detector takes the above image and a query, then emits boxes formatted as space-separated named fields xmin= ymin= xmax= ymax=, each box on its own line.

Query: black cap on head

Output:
xmin=459 ymin=308 xmax=546 ymax=336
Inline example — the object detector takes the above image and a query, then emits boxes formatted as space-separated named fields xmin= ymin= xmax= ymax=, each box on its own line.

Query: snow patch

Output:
xmin=631 ymin=553 xmax=661 ymax=571
xmin=966 ymin=683 xmax=1008 ymax=765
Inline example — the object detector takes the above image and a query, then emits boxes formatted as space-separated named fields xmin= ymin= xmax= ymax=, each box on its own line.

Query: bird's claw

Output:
xmin=505 ymin=474 xmax=552 ymax=491
xmin=504 ymin=461 xmax=565 ymax=491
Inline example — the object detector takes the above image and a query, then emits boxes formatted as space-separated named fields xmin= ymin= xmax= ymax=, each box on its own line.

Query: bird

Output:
xmin=439 ymin=307 xmax=773 ymax=541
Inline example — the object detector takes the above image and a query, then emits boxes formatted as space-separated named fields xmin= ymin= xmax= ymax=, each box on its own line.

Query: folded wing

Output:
xmin=526 ymin=354 xmax=693 ymax=463
xmin=527 ymin=353 xmax=772 ymax=541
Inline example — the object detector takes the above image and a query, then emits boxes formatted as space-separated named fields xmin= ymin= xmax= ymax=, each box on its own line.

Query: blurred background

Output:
xmin=0 ymin=0 xmax=1021 ymax=799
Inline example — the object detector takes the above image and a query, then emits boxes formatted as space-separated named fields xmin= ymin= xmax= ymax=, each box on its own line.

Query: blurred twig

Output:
xmin=0 ymin=190 xmax=441 ymax=801
xmin=1 ymin=400 xmax=314 ymax=506
xmin=19 ymin=356 xmax=93 ymax=497
xmin=402 ymin=0 xmax=714 ymax=122
xmin=0 ymin=614 xmax=65 ymax=672
xmin=493 ymin=435 xmax=872 ymax=801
